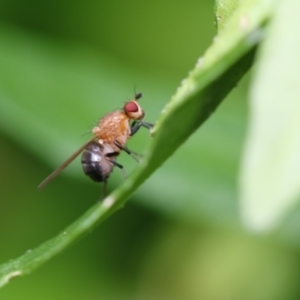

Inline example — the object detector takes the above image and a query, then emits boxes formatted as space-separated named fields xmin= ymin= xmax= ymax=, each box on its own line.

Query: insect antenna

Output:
xmin=135 ymin=92 xmax=142 ymax=100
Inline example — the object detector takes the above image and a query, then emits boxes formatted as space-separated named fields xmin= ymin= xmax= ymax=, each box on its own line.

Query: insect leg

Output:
xmin=130 ymin=121 xmax=154 ymax=136
xmin=99 ymin=155 xmax=126 ymax=201
xmin=100 ymin=179 xmax=107 ymax=201
xmin=106 ymin=153 xmax=127 ymax=178
xmin=141 ymin=121 xmax=154 ymax=129
xmin=113 ymin=140 xmax=141 ymax=162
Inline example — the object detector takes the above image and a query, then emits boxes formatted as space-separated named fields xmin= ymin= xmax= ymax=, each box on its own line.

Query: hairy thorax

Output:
xmin=92 ymin=111 xmax=131 ymax=150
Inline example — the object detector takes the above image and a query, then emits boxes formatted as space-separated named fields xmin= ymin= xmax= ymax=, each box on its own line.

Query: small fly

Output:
xmin=38 ymin=93 xmax=153 ymax=198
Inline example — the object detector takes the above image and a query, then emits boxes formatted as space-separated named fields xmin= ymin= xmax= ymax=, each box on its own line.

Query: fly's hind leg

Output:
xmin=100 ymin=179 xmax=107 ymax=201
xmin=99 ymin=153 xmax=126 ymax=201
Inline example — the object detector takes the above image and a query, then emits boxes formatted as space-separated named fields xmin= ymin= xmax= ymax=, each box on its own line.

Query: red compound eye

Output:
xmin=124 ymin=101 xmax=139 ymax=113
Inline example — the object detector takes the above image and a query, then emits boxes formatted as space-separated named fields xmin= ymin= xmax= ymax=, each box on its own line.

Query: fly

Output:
xmin=38 ymin=93 xmax=153 ymax=198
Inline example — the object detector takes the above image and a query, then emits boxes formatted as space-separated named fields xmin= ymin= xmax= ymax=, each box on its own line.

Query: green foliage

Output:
xmin=1 ymin=0 xmax=300 ymax=299
xmin=240 ymin=0 xmax=300 ymax=231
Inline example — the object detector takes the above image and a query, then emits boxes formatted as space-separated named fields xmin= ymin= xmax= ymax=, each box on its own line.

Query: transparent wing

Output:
xmin=38 ymin=136 xmax=96 ymax=190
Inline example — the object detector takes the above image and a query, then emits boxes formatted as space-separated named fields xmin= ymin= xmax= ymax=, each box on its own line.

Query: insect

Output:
xmin=38 ymin=92 xmax=153 ymax=197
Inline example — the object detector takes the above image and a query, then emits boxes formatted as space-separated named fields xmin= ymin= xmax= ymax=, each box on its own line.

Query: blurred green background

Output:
xmin=1 ymin=1 xmax=300 ymax=299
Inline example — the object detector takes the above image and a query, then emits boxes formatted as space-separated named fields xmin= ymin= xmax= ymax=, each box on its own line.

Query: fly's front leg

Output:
xmin=130 ymin=121 xmax=154 ymax=136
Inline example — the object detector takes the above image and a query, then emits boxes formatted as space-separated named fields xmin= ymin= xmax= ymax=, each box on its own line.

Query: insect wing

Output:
xmin=38 ymin=136 xmax=96 ymax=190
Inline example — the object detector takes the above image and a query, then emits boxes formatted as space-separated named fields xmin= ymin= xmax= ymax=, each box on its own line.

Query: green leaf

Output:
xmin=240 ymin=0 xmax=300 ymax=231
xmin=0 ymin=0 xmax=272 ymax=287
xmin=215 ymin=0 xmax=240 ymax=31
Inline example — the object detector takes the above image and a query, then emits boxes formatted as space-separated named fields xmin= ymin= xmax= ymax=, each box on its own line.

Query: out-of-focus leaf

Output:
xmin=240 ymin=0 xmax=300 ymax=231
xmin=0 ymin=0 xmax=272 ymax=287
xmin=215 ymin=0 xmax=239 ymax=31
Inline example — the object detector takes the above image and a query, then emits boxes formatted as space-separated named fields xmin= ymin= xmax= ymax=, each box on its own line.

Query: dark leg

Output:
xmin=106 ymin=153 xmax=127 ymax=178
xmin=141 ymin=121 xmax=154 ymax=129
xmin=113 ymin=140 xmax=141 ymax=163
xmin=99 ymin=180 xmax=107 ymax=201
xmin=130 ymin=121 xmax=154 ymax=136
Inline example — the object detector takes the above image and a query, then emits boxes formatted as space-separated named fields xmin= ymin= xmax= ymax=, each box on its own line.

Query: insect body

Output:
xmin=81 ymin=142 xmax=117 ymax=182
xmin=38 ymin=93 xmax=153 ymax=196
